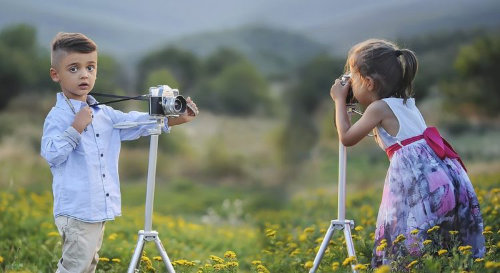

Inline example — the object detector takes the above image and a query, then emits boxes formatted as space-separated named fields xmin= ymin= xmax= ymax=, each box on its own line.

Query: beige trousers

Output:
xmin=55 ymin=216 xmax=106 ymax=273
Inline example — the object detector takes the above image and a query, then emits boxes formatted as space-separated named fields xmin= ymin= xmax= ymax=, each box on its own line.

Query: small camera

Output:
xmin=340 ymin=74 xmax=357 ymax=104
xmin=148 ymin=85 xmax=187 ymax=117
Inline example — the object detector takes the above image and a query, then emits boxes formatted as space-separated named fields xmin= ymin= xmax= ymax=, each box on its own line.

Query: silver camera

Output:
xmin=148 ymin=85 xmax=187 ymax=117
xmin=340 ymin=74 xmax=357 ymax=104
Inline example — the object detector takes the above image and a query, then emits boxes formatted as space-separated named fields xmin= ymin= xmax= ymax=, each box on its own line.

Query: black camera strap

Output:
xmin=89 ymin=92 xmax=148 ymax=107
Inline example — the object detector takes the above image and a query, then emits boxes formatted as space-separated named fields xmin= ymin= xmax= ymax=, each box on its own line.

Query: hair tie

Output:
xmin=395 ymin=50 xmax=403 ymax=57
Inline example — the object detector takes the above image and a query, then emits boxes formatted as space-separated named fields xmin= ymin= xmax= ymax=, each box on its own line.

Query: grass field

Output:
xmin=0 ymin=95 xmax=499 ymax=272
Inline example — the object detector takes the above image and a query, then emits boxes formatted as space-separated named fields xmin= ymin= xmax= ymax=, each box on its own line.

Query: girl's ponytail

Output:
xmin=398 ymin=49 xmax=418 ymax=98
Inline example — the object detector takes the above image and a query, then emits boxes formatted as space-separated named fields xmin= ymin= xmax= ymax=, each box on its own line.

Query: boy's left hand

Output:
xmin=167 ymin=97 xmax=199 ymax=126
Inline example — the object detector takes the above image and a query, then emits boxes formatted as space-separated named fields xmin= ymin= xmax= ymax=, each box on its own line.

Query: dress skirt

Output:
xmin=371 ymin=140 xmax=485 ymax=267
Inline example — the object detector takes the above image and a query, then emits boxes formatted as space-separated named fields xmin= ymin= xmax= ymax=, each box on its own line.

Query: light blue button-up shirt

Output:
xmin=41 ymin=92 xmax=169 ymax=223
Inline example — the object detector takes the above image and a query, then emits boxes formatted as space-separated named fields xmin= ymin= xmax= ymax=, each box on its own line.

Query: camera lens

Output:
xmin=174 ymin=99 xmax=182 ymax=111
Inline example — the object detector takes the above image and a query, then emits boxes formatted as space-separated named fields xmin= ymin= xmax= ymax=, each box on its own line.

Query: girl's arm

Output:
xmin=330 ymin=80 xmax=386 ymax=146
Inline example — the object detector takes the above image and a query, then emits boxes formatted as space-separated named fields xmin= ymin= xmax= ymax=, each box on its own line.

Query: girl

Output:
xmin=330 ymin=39 xmax=485 ymax=267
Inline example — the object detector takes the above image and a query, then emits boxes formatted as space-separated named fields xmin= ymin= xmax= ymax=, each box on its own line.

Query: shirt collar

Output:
xmin=56 ymin=92 xmax=101 ymax=112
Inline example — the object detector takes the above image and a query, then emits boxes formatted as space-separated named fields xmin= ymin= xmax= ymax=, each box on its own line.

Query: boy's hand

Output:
xmin=330 ymin=78 xmax=349 ymax=102
xmin=168 ymin=97 xmax=199 ymax=126
xmin=72 ymin=106 xmax=93 ymax=133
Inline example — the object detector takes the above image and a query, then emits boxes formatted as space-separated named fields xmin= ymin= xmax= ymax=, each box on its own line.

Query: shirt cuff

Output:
xmin=63 ymin=126 xmax=81 ymax=148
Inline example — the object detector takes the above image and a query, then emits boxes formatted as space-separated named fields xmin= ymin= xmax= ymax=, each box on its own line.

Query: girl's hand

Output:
xmin=167 ymin=97 xmax=199 ymax=126
xmin=330 ymin=78 xmax=350 ymax=102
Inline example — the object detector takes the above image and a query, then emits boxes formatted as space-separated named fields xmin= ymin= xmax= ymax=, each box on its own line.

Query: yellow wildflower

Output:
xmin=484 ymin=225 xmax=492 ymax=231
xmin=99 ymin=257 xmax=110 ymax=262
xmin=290 ymin=249 xmax=301 ymax=256
xmin=265 ymin=228 xmax=276 ymax=238
xmin=394 ymin=234 xmax=406 ymax=244
xmin=257 ymin=264 xmax=270 ymax=273
xmin=227 ymin=261 xmax=239 ymax=267
xmin=485 ymin=261 xmax=496 ymax=269
xmin=474 ymin=258 xmax=484 ymax=262
xmin=304 ymin=261 xmax=314 ymax=269
xmin=210 ymin=255 xmax=224 ymax=264
xmin=376 ymin=242 xmax=387 ymax=251
xmin=410 ymin=229 xmax=419 ymax=235
xmin=224 ymin=250 xmax=236 ymax=259
xmin=111 ymin=258 xmax=121 ymax=263
xmin=0 ymin=256 xmax=3 ymax=263
xmin=354 ymin=264 xmax=368 ymax=270
xmin=355 ymin=226 xmax=364 ymax=231
xmin=374 ymin=265 xmax=391 ymax=273
xmin=213 ymin=263 xmax=226 ymax=270
xmin=427 ymin=225 xmax=440 ymax=234
xmin=342 ymin=256 xmax=356 ymax=266
xmin=47 ymin=231 xmax=59 ymax=237
xmin=449 ymin=230 xmax=459 ymax=236
xmin=153 ymin=256 xmax=162 ymax=261
xmin=437 ymin=249 xmax=448 ymax=256
xmin=304 ymin=227 xmax=315 ymax=234
xmin=406 ymin=260 xmax=418 ymax=269
xmin=108 ymin=233 xmax=118 ymax=240
xmin=423 ymin=239 xmax=433 ymax=245
xmin=458 ymin=245 xmax=472 ymax=251
xmin=482 ymin=230 xmax=493 ymax=235
xmin=252 ymin=260 xmax=262 ymax=265
xmin=331 ymin=262 xmax=340 ymax=270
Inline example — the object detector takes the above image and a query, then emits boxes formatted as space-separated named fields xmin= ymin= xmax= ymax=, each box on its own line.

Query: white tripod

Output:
xmin=115 ymin=118 xmax=176 ymax=273
xmin=309 ymin=105 xmax=358 ymax=273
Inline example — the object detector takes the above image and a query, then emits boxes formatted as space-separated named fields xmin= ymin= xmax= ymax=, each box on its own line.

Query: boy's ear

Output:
xmin=49 ymin=68 xmax=60 ymax=82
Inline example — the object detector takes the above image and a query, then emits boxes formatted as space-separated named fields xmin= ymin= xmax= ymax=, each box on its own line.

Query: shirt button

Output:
xmin=101 ymin=153 xmax=104 ymax=157
xmin=96 ymin=133 xmax=100 ymax=137
xmin=102 ymin=174 xmax=105 ymax=178
xmin=106 ymin=193 xmax=109 ymax=197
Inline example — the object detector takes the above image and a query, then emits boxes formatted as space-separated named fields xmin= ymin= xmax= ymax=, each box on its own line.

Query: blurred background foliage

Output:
xmin=1 ymin=22 xmax=499 ymax=186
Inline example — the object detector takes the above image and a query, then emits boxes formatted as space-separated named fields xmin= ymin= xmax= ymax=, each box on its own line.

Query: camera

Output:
xmin=340 ymin=74 xmax=357 ymax=104
xmin=148 ymin=85 xmax=187 ymax=117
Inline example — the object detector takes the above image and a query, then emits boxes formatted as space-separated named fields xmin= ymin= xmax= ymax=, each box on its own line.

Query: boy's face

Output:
xmin=50 ymin=50 xmax=97 ymax=102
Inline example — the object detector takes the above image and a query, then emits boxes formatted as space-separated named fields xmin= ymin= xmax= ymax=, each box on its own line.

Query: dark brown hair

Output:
xmin=51 ymin=32 xmax=97 ymax=66
xmin=345 ymin=39 xmax=418 ymax=102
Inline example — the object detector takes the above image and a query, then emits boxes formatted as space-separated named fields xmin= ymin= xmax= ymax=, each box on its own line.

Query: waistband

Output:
xmin=385 ymin=127 xmax=467 ymax=172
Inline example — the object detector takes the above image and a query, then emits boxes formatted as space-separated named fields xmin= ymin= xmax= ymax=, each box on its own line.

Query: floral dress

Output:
xmin=370 ymin=98 xmax=485 ymax=267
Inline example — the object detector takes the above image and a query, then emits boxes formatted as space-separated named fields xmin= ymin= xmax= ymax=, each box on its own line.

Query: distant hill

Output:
xmin=1 ymin=0 xmax=499 ymax=65
xmin=170 ymin=26 xmax=327 ymax=76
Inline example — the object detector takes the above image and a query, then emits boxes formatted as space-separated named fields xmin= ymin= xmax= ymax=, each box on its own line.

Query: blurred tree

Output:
xmin=200 ymin=60 xmax=271 ymax=115
xmin=0 ymin=24 xmax=42 ymax=110
xmin=441 ymin=35 xmax=500 ymax=119
xmin=203 ymin=47 xmax=246 ymax=77
xmin=144 ymin=68 xmax=179 ymax=90
xmin=92 ymin=54 xmax=126 ymax=95
xmin=279 ymin=54 xmax=344 ymax=164
xmin=137 ymin=47 xmax=200 ymax=93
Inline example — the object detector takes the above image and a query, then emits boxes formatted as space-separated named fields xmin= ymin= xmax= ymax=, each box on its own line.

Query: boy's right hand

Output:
xmin=72 ymin=106 xmax=93 ymax=133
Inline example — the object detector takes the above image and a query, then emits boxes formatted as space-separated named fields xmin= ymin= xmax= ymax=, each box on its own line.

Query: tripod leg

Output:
xmin=154 ymin=236 xmax=176 ymax=273
xmin=309 ymin=222 xmax=336 ymax=273
xmin=127 ymin=234 xmax=145 ymax=273
xmin=343 ymin=224 xmax=358 ymax=273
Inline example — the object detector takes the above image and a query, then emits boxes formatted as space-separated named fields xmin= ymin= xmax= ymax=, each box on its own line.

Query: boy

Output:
xmin=40 ymin=32 xmax=198 ymax=273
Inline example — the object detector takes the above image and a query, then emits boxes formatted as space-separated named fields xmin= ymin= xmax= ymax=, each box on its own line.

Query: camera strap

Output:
xmin=89 ymin=92 xmax=148 ymax=107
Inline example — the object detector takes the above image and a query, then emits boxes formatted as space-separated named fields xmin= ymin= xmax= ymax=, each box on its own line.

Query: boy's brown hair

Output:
xmin=51 ymin=32 xmax=97 ymax=67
